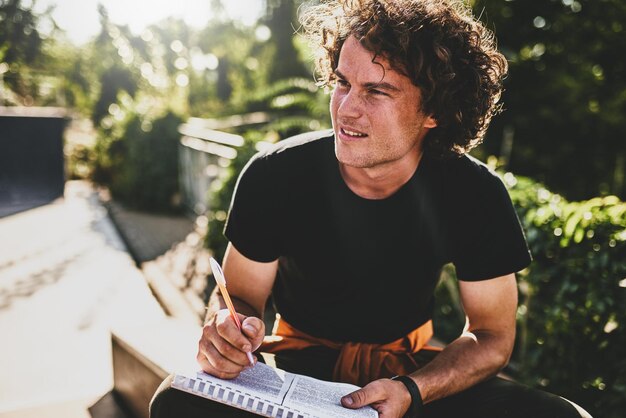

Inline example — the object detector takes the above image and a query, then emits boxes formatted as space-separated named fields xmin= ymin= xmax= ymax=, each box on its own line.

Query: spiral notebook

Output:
xmin=172 ymin=362 xmax=378 ymax=418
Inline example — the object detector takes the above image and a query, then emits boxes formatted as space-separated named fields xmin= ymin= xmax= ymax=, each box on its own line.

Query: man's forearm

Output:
xmin=204 ymin=287 xmax=263 ymax=324
xmin=412 ymin=330 xmax=512 ymax=404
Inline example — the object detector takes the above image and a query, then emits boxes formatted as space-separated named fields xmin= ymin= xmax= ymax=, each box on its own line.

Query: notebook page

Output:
xmin=172 ymin=363 xmax=379 ymax=418
xmin=173 ymin=363 xmax=308 ymax=417
xmin=284 ymin=374 xmax=378 ymax=418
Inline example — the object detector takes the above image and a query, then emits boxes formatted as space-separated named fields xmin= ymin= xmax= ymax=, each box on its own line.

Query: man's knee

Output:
xmin=149 ymin=374 xmax=177 ymax=418
xmin=496 ymin=380 xmax=593 ymax=418
xmin=497 ymin=380 xmax=593 ymax=418
xmin=149 ymin=374 xmax=215 ymax=418
xmin=149 ymin=374 xmax=259 ymax=418
xmin=438 ymin=377 xmax=594 ymax=418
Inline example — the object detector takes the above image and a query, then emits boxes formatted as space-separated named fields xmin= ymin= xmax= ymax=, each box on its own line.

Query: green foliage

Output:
xmin=43 ymin=40 xmax=93 ymax=112
xmin=508 ymin=176 xmax=626 ymax=417
xmin=0 ymin=0 xmax=43 ymax=65
xmin=93 ymin=65 xmax=138 ymax=124
xmin=247 ymin=77 xmax=331 ymax=135
xmin=93 ymin=109 xmax=183 ymax=212
xmin=472 ymin=0 xmax=626 ymax=200
xmin=193 ymin=20 xmax=269 ymax=115
xmin=0 ymin=0 xmax=52 ymax=104
xmin=66 ymin=141 xmax=96 ymax=180
xmin=263 ymin=0 xmax=309 ymax=82
xmin=434 ymin=172 xmax=626 ymax=417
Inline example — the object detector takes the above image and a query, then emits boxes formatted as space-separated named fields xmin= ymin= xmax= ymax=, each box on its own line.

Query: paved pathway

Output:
xmin=104 ymin=200 xmax=194 ymax=264
xmin=0 ymin=181 xmax=164 ymax=416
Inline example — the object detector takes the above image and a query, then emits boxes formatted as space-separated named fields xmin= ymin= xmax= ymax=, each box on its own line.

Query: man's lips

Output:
xmin=339 ymin=127 xmax=368 ymax=138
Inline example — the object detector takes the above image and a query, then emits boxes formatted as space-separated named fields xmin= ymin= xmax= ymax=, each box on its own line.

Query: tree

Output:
xmin=263 ymin=0 xmax=309 ymax=82
xmin=473 ymin=0 xmax=626 ymax=200
xmin=90 ymin=5 xmax=140 ymax=124
xmin=0 ymin=0 xmax=52 ymax=103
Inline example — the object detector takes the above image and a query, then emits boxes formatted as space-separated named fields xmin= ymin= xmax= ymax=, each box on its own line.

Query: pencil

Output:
xmin=209 ymin=257 xmax=255 ymax=366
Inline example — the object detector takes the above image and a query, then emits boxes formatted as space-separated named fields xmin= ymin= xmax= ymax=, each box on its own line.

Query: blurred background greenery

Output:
xmin=1 ymin=0 xmax=625 ymax=416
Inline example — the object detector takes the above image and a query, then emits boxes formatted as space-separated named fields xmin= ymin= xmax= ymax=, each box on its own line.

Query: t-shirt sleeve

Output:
xmin=452 ymin=170 xmax=532 ymax=281
xmin=223 ymin=153 xmax=283 ymax=262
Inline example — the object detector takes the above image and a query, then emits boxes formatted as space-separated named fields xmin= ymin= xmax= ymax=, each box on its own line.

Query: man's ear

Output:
xmin=424 ymin=115 xmax=437 ymax=129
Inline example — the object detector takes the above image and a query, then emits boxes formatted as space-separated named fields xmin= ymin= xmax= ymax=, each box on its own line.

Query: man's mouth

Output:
xmin=341 ymin=128 xmax=368 ymax=138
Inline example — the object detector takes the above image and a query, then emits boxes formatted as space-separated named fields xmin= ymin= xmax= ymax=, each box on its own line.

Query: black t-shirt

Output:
xmin=225 ymin=130 xmax=531 ymax=344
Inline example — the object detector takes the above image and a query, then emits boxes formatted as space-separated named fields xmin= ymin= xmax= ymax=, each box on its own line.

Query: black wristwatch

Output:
xmin=391 ymin=375 xmax=424 ymax=418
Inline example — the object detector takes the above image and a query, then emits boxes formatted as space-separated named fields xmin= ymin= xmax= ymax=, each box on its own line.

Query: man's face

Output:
xmin=330 ymin=36 xmax=437 ymax=170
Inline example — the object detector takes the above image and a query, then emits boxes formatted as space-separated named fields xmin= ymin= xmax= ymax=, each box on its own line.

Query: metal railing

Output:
xmin=178 ymin=113 xmax=272 ymax=216
xmin=178 ymin=122 xmax=242 ymax=216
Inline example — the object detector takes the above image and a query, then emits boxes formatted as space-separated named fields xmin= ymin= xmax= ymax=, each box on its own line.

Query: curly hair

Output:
xmin=299 ymin=0 xmax=508 ymax=158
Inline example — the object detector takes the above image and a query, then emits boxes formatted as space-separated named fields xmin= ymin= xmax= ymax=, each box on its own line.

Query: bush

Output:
xmin=435 ymin=173 xmax=626 ymax=417
xmin=92 ymin=110 xmax=183 ymax=212
xmin=509 ymin=176 xmax=626 ymax=417
xmin=66 ymin=141 xmax=96 ymax=180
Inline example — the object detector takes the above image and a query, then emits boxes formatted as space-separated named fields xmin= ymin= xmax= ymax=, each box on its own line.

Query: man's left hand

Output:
xmin=341 ymin=378 xmax=412 ymax=418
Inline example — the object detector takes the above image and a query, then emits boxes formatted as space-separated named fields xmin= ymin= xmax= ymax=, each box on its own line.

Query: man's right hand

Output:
xmin=196 ymin=309 xmax=265 ymax=379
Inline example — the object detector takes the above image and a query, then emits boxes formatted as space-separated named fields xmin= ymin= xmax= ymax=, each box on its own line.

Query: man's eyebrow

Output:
xmin=334 ymin=69 xmax=401 ymax=92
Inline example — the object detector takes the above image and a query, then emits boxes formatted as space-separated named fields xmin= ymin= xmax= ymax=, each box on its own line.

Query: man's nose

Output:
xmin=337 ymin=89 xmax=363 ymax=119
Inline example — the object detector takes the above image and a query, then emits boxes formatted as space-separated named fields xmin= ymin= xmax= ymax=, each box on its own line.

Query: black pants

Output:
xmin=150 ymin=347 xmax=591 ymax=418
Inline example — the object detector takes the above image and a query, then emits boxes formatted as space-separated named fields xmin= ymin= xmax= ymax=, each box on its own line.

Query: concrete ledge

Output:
xmin=111 ymin=318 xmax=201 ymax=418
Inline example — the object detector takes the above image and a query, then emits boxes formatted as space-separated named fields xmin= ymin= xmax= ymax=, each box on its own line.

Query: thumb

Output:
xmin=241 ymin=316 xmax=264 ymax=349
xmin=341 ymin=385 xmax=378 ymax=409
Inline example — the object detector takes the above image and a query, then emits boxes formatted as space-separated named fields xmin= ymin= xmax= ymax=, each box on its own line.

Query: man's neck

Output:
xmin=339 ymin=152 xmax=423 ymax=200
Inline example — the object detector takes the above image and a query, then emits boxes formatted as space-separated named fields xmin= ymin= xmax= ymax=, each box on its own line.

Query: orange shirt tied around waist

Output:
xmin=260 ymin=317 xmax=441 ymax=387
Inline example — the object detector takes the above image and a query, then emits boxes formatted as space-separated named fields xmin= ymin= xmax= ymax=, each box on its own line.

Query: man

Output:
xmin=151 ymin=0 xmax=591 ymax=417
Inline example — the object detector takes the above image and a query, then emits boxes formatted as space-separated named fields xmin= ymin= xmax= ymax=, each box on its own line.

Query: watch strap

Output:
xmin=391 ymin=375 xmax=423 ymax=418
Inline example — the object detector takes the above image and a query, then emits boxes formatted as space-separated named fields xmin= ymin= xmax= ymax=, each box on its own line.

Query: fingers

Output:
xmin=215 ymin=310 xmax=253 ymax=353
xmin=196 ymin=346 xmax=243 ymax=380
xmin=197 ymin=309 xmax=260 ymax=379
xmin=211 ymin=327 xmax=253 ymax=367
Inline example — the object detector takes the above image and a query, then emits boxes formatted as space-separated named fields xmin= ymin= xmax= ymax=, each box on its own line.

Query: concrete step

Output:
xmin=142 ymin=261 xmax=204 ymax=326
xmin=111 ymin=317 xmax=202 ymax=418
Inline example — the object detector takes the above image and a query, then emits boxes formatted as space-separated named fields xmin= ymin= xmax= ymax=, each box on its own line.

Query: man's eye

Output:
xmin=336 ymin=79 xmax=349 ymax=88
xmin=368 ymin=89 xmax=387 ymax=96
